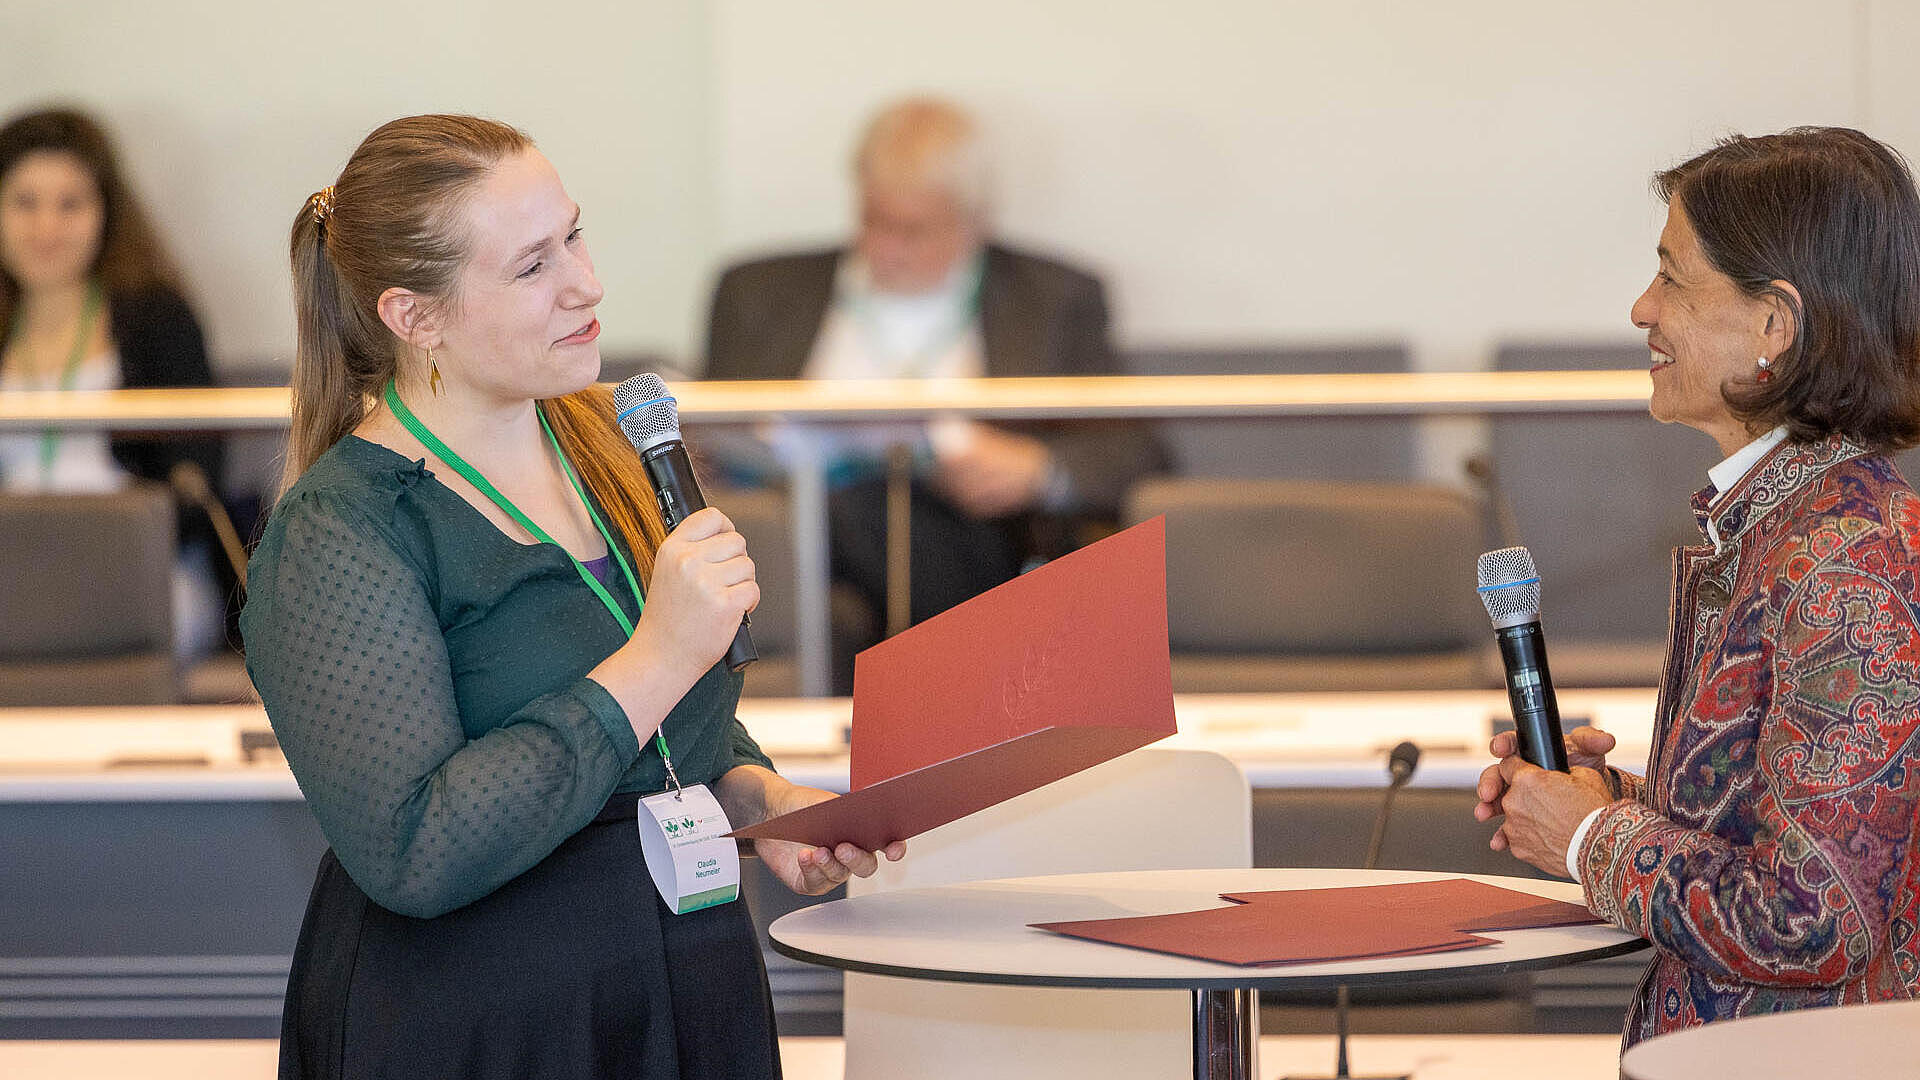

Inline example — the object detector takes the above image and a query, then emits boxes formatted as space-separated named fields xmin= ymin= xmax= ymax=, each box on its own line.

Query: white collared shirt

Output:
xmin=0 ymin=349 xmax=129 ymax=494
xmin=803 ymin=253 xmax=985 ymax=382
xmin=1703 ymin=425 xmax=1790 ymax=553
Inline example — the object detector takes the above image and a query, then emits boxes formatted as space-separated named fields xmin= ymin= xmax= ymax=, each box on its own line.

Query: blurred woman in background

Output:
xmin=0 ymin=107 xmax=226 ymax=657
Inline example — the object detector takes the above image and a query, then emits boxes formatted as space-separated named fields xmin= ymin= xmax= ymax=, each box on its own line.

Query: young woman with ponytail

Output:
xmin=243 ymin=115 xmax=900 ymax=1080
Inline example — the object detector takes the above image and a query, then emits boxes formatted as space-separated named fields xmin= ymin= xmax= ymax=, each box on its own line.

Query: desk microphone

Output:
xmin=1285 ymin=740 xmax=1421 ymax=1080
xmin=1365 ymin=740 xmax=1421 ymax=871
xmin=613 ymin=373 xmax=758 ymax=673
xmin=1475 ymin=546 xmax=1569 ymax=772
xmin=169 ymin=462 xmax=248 ymax=593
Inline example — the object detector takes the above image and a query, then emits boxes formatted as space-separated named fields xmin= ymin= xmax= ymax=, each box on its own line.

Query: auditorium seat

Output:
xmin=1487 ymin=342 xmax=1712 ymax=687
xmin=1125 ymin=477 xmax=1494 ymax=693
xmin=711 ymin=487 xmax=798 ymax=696
xmin=0 ymin=484 xmax=178 ymax=705
xmin=715 ymin=485 xmax=879 ymax=697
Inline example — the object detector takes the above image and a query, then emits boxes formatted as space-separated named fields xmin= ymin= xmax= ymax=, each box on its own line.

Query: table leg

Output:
xmin=883 ymin=443 xmax=913 ymax=639
xmin=788 ymin=449 xmax=831 ymax=697
xmin=1191 ymin=988 xmax=1258 ymax=1080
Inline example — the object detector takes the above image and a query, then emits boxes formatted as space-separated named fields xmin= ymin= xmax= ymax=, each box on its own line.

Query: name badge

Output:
xmin=637 ymin=784 xmax=740 ymax=914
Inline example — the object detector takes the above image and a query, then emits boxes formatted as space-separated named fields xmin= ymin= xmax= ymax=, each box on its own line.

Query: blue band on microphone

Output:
xmin=1476 ymin=577 xmax=1540 ymax=593
xmin=616 ymin=395 xmax=676 ymax=423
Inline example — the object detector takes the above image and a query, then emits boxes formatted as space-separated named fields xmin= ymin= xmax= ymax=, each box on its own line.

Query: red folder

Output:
xmin=1218 ymin=879 xmax=1602 ymax=933
xmin=1031 ymin=895 xmax=1494 ymax=967
xmin=731 ymin=517 xmax=1176 ymax=850
xmin=1029 ymin=878 xmax=1600 ymax=967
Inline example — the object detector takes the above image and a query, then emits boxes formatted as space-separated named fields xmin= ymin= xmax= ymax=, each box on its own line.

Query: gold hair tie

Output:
xmin=310 ymin=185 xmax=336 ymax=226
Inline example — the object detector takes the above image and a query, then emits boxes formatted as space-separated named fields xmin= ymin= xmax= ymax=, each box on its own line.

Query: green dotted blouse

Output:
xmin=240 ymin=435 xmax=773 ymax=919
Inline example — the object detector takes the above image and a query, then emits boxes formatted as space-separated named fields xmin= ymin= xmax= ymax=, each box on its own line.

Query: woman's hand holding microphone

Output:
xmin=1474 ymin=726 xmax=1618 ymax=879
xmin=589 ymin=508 xmax=906 ymax=894
xmin=590 ymin=507 xmax=758 ymax=731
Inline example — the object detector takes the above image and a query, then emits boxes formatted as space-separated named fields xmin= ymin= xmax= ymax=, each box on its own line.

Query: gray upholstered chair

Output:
xmin=0 ymin=483 xmax=178 ymax=705
xmin=1487 ymin=342 xmax=1715 ymax=687
xmin=1122 ymin=344 xmax=1416 ymax=480
xmin=715 ymin=485 xmax=878 ymax=698
xmin=1125 ymin=477 xmax=1493 ymax=693
xmin=709 ymin=486 xmax=800 ymax=697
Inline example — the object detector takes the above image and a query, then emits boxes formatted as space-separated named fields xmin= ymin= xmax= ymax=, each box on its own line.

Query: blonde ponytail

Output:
xmin=281 ymin=115 xmax=528 ymax=493
xmin=283 ymin=197 xmax=382 ymax=492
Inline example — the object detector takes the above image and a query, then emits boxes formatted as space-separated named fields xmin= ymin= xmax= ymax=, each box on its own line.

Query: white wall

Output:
xmin=4 ymin=0 xmax=1912 ymax=376
xmin=2 ymin=0 xmax=711 ymax=373
xmin=714 ymin=0 xmax=1878 ymax=372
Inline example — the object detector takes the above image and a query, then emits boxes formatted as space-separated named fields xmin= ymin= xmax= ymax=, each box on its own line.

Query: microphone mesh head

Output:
xmin=614 ymin=373 xmax=680 ymax=450
xmin=1476 ymin=546 xmax=1542 ymax=626
xmin=1389 ymin=740 xmax=1421 ymax=775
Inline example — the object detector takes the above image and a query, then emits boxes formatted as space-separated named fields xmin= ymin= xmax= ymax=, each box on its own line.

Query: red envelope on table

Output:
xmin=731 ymin=517 xmax=1176 ymax=850
xmin=1028 ymin=878 xmax=1598 ymax=967
xmin=1217 ymin=878 xmax=1602 ymax=933
xmin=1031 ymin=896 xmax=1496 ymax=966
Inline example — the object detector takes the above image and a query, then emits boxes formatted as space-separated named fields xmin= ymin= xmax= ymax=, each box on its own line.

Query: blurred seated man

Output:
xmin=704 ymin=98 xmax=1164 ymax=679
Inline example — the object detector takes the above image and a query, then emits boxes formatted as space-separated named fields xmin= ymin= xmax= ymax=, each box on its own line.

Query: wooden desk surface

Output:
xmin=0 ymin=371 xmax=1655 ymax=431
xmin=0 ymin=689 xmax=1657 ymax=801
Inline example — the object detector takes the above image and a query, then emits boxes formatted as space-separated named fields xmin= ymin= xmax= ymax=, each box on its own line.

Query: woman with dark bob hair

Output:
xmin=1477 ymin=127 xmax=1920 ymax=1048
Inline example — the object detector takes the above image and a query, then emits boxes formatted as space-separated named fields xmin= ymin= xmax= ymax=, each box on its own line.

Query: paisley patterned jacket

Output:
xmin=1576 ymin=434 xmax=1920 ymax=1047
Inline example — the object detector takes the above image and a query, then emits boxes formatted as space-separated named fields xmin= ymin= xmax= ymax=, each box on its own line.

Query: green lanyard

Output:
xmin=383 ymin=380 xmax=680 ymax=780
xmin=10 ymin=281 xmax=105 ymax=480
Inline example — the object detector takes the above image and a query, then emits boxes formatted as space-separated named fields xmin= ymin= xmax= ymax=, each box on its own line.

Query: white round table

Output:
xmin=770 ymin=868 xmax=1647 ymax=1080
xmin=1621 ymin=998 xmax=1920 ymax=1080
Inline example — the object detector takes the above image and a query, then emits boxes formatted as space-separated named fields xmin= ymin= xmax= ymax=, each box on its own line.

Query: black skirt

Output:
xmin=278 ymin=789 xmax=782 ymax=1080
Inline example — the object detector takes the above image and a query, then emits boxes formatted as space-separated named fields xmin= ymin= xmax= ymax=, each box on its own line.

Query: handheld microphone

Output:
xmin=1475 ymin=547 xmax=1569 ymax=772
xmin=613 ymin=374 xmax=758 ymax=673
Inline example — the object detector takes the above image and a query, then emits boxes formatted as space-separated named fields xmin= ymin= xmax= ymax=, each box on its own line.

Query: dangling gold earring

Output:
xmin=427 ymin=347 xmax=444 ymax=396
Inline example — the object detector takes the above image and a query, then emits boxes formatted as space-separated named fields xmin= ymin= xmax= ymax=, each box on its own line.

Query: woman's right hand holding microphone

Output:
xmin=590 ymin=507 xmax=758 ymax=733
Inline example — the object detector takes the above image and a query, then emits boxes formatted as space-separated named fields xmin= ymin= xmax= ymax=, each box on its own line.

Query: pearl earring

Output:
xmin=1756 ymin=355 xmax=1773 ymax=383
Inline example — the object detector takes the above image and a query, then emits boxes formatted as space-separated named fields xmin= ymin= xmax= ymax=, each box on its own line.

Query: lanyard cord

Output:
xmin=9 ymin=281 xmax=106 ymax=480
xmin=382 ymin=380 xmax=676 ymax=772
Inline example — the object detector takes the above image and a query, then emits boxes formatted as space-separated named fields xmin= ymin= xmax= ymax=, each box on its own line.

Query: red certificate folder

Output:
xmin=1029 ymin=878 xmax=1600 ymax=967
xmin=1031 ymin=900 xmax=1494 ymax=967
xmin=731 ymin=517 xmax=1176 ymax=850
xmin=1218 ymin=879 xmax=1602 ymax=934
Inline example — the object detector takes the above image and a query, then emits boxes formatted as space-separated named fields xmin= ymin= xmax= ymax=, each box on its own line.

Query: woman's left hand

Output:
xmin=720 ymin=769 xmax=906 ymax=895
xmin=1483 ymin=754 xmax=1614 ymax=879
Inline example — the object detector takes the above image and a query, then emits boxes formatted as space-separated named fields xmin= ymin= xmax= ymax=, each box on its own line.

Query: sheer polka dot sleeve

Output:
xmin=242 ymin=486 xmax=641 ymax=919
